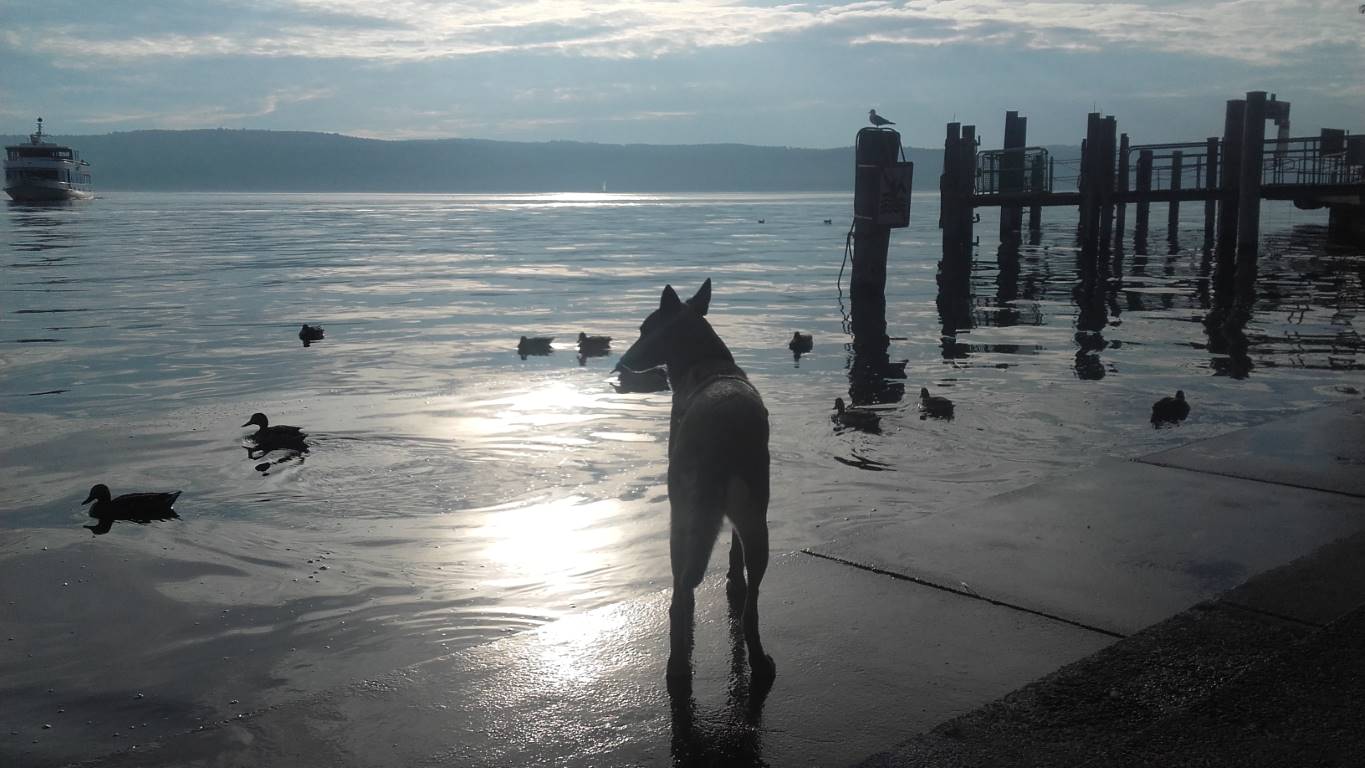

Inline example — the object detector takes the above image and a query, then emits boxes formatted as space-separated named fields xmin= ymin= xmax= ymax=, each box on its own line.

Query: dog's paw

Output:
xmin=750 ymin=653 xmax=776 ymax=680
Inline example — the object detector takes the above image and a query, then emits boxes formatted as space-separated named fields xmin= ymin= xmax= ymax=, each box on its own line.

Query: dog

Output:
xmin=618 ymin=279 xmax=776 ymax=686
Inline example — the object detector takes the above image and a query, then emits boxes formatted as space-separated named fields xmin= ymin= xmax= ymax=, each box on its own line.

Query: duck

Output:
xmin=822 ymin=219 xmax=833 ymax=225
xmin=832 ymin=397 xmax=881 ymax=432
xmin=517 ymin=336 xmax=554 ymax=357
xmin=82 ymin=484 xmax=182 ymax=534
xmin=1151 ymin=390 xmax=1190 ymax=426
xmin=919 ymin=387 xmax=955 ymax=420
xmin=578 ymin=332 xmax=612 ymax=356
xmin=241 ymin=412 xmax=305 ymax=442
xmin=614 ymin=367 xmax=670 ymax=393
xmin=299 ymin=324 xmax=325 ymax=346
xmin=788 ymin=332 xmax=814 ymax=354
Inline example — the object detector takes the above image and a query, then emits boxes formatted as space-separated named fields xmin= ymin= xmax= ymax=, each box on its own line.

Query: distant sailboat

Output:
xmin=601 ymin=180 xmax=608 ymax=193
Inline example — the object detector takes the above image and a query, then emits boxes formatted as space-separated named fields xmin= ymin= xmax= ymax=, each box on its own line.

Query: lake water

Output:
xmin=2 ymin=191 xmax=1363 ymax=757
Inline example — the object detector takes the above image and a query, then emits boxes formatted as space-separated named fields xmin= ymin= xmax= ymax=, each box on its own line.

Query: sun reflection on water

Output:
xmin=477 ymin=495 xmax=623 ymax=593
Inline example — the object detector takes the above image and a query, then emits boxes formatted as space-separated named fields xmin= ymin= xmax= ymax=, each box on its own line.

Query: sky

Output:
xmin=1 ymin=0 xmax=1362 ymax=148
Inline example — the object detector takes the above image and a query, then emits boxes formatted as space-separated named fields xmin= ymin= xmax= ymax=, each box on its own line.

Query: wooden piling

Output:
xmin=1216 ymin=99 xmax=1246 ymax=285
xmin=1079 ymin=113 xmax=1102 ymax=253
xmin=1115 ymin=133 xmax=1130 ymax=249
xmin=940 ymin=122 xmax=959 ymax=231
xmin=1204 ymin=136 xmax=1219 ymax=246
xmin=1000 ymin=110 xmax=1027 ymax=243
xmin=1168 ymin=150 xmax=1183 ymax=236
xmin=1236 ymin=91 xmax=1268 ymax=268
xmin=1028 ymin=153 xmax=1045 ymax=232
xmin=958 ymin=124 xmax=977 ymax=252
xmin=1098 ymin=116 xmax=1118 ymax=251
xmin=1134 ymin=149 xmax=1153 ymax=242
xmin=853 ymin=128 xmax=900 ymax=307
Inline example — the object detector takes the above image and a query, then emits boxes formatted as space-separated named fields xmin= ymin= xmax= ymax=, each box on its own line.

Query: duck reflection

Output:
xmin=80 ymin=484 xmax=181 ymax=535
xmin=669 ymin=601 xmax=773 ymax=767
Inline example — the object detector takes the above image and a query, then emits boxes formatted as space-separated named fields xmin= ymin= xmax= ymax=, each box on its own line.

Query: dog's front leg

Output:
xmin=667 ymin=516 xmax=696 ymax=683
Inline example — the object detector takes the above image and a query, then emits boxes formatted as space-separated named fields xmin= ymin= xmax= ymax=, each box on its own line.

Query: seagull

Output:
xmin=869 ymin=109 xmax=895 ymax=127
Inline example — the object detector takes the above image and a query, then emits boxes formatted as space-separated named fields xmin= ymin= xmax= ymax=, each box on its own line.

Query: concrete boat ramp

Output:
xmin=44 ymin=401 xmax=1365 ymax=765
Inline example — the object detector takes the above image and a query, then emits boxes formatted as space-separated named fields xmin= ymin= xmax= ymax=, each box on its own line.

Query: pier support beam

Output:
xmin=1204 ymin=136 xmax=1219 ymax=247
xmin=1134 ymin=149 xmax=1153 ymax=250
xmin=1000 ymin=110 xmax=1027 ymax=243
xmin=1115 ymin=133 xmax=1130 ymax=250
xmin=1236 ymin=91 xmax=1268 ymax=287
xmin=852 ymin=128 xmax=900 ymax=341
xmin=1028 ymin=154 xmax=1045 ymax=233
xmin=1168 ymin=150 xmax=1183 ymax=237
xmin=1216 ymin=99 xmax=1245 ymax=290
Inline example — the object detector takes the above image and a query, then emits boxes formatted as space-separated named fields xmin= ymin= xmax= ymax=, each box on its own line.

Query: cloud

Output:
xmin=82 ymin=87 xmax=334 ymax=127
xmin=3 ymin=0 xmax=1357 ymax=68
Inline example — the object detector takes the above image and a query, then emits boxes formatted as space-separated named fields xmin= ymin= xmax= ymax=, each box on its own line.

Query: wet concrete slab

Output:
xmin=84 ymin=553 xmax=1112 ymax=767
xmin=1139 ymin=400 xmax=1365 ymax=498
xmin=807 ymin=459 xmax=1365 ymax=636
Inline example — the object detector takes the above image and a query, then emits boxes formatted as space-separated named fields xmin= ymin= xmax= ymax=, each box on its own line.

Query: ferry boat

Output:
xmin=4 ymin=118 xmax=93 ymax=202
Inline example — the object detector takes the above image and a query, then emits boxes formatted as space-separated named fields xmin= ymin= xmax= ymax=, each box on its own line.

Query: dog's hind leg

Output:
xmin=733 ymin=509 xmax=776 ymax=680
xmin=725 ymin=530 xmax=746 ymax=605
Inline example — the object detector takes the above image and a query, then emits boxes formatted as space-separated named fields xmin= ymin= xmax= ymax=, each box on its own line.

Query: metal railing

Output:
xmin=1261 ymin=135 xmax=1364 ymax=187
xmin=1124 ymin=141 xmax=1218 ymax=194
xmin=975 ymin=146 xmax=1052 ymax=194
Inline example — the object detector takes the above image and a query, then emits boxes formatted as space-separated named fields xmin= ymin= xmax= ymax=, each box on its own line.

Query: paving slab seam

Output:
xmin=1134 ymin=456 xmax=1365 ymax=500
xmin=799 ymin=549 xmax=1127 ymax=640
xmin=1219 ymin=596 xmax=1332 ymax=630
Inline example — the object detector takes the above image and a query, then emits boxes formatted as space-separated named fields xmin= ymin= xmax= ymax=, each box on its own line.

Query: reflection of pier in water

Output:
xmin=931 ymin=222 xmax=1364 ymax=379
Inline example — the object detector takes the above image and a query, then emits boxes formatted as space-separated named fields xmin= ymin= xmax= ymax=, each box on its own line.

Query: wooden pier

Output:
xmin=940 ymin=91 xmax=1365 ymax=278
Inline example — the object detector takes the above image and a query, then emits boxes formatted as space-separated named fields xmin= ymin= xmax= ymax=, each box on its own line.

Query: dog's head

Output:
xmin=618 ymin=279 xmax=711 ymax=373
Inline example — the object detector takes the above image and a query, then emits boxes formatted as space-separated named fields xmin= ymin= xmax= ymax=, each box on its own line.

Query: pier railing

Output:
xmin=975 ymin=147 xmax=1052 ymax=194
xmin=1261 ymin=135 xmax=1364 ymax=187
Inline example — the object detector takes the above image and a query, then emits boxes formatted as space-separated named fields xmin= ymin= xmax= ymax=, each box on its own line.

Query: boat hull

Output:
xmin=4 ymin=181 xmax=93 ymax=202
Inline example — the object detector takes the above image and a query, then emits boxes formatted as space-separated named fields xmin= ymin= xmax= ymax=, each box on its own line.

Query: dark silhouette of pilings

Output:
xmin=1134 ymin=149 xmax=1153 ymax=247
xmin=1215 ymin=99 xmax=1245 ymax=290
xmin=1204 ymin=136 xmax=1219 ymax=246
xmin=940 ymin=122 xmax=976 ymax=272
xmin=1168 ymin=150 xmax=1183 ymax=235
xmin=1235 ymin=91 xmax=1268 ymax=282
xmin=1114 ymin=133 xmax=1130 ymax=250
xmin=1000 ymin=110 xmax=1027 ymax=243
xmin=852 ymin=128 xmax=900 ymax=342
xmin=1029 ymin=153 xmax=1045 ymax=233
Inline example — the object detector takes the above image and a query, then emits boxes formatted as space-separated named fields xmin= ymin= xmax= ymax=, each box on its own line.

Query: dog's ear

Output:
xmin=660 ymin=284 xmax=682 ymax=312
xmin=687 ymin=278 xmax=712 ymax=316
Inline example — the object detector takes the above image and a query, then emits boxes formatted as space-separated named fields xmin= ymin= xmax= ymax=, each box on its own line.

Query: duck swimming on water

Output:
xmin=241 ymin=412 xmax=305 ymax=442
xmin=789 ymin=332 xmax=813 ymax=354
xmin=1151 ymin=390 xmax=1190 ymax=426
xmin=299 ymin=324 xmax=324 ymax=346
xmin=82 ymin=484 xmax=182 ymax=535
xmin=832 ymin=397 xmax=881 ymax=433
xmin=517 ymin=336 xmax=554 ymax=358
xmin=919 ymin=387 xmax=954 ymax=420
xmin=578 ymin=332 xmax=612 ymax=356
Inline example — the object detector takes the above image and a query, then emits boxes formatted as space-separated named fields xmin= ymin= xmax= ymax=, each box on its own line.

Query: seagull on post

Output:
xmin=869 ymin=109 xmax=895 ymax=127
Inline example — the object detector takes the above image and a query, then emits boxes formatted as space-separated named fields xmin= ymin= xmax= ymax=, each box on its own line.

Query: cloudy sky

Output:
xmin=2 ymin=0 xmax=1361 ymax=147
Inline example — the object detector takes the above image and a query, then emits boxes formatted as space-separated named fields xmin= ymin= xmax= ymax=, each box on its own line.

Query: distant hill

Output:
xmin=1 ymin=129 xmax=1080 ymax=193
